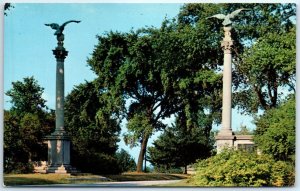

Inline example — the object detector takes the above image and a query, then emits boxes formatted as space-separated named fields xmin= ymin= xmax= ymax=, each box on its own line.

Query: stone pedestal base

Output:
xmin=215 ymin=133 xmax=255 ymax=154
xmin=215 ymin=134 xmax=235 ymax=154
xmin=47 ymin=164 xmax=79 ymax=174
xmin=45 ymin=130 xmax=78 ymax=174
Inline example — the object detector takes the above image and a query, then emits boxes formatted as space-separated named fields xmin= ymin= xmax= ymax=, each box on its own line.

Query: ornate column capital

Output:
xmin=52 ymin=47 xmax=68 ymax=61
xmin=221 ymin=26 xmax=234 ymax=54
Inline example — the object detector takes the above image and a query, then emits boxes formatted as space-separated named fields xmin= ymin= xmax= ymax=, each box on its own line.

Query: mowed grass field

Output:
xmin=4 ymin=173 xmax=73 ymax=186
xmin=4 ymin=172 xmax=190 ymax=186
xmin=106 ymin=172 xmax=189 ymax=181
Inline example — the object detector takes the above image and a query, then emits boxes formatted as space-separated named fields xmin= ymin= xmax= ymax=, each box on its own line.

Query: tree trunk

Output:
xmin=136 ymin=133 xmax=149 ymax=173
xmin=144 ymin=152 xmax=147 ymax=172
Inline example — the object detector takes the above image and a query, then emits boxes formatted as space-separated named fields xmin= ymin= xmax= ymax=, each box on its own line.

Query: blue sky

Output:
xmin=4 ymin=3 xmax=256 ymax=162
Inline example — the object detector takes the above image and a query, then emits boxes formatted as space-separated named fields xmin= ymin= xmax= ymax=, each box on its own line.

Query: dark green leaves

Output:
xmin=6 ymin=77 xmax=47 ymax=116
xmin=4 ymin=77 xmax=55 ymax=173
xmin=235 ymin=28 xmax=296 ymax=112
xmin=64 ymin=81 xmax=121 ymax=174
xmin=254 ymin=95 xmax=295 ymax=161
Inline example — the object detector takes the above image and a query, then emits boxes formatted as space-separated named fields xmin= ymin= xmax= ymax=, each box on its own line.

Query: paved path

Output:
xmin=21 ymin=180 xmax=182 ymax=187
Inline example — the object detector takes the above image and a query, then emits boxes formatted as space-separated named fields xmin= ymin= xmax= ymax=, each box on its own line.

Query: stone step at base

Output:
xmin=34 ymin=167 xmax=47 ymax=174
xmin=46 ymin=165 xmax=80 ymax=174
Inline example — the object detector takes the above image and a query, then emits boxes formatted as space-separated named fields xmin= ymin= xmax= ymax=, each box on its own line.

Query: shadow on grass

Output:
xmin=4 ymin=177 xmax=59 ymax=186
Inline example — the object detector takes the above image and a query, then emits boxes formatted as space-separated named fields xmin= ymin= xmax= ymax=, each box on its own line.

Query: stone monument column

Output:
xmin=45 ymin=21 xmax=80 ymax=173
xmin=208 ymin=9 xmax=253 ymax=153
xmin=215 ymin=26 xmax=235 ymax=153
xmin=45 ymin=37 xmax=75 ymax=174
xmin=220 ymin=26 xmax=234 ymax=136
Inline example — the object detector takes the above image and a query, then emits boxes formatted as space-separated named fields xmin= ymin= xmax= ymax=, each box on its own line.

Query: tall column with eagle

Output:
xmin=207 ymin=9 xmax=250 ymax=153
xmin=45 ymin=20 xmax=80 ymax=173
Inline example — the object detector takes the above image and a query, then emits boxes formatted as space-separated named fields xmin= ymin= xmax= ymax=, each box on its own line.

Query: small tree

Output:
xmin=254 ymin=95 xmax=295 ymax=161
xmin=4 ymin=77 xmax=54 ymax=173
xmin=149 ymin=114 xmax=213 ymax=174
xmin=65 ymin=81 xmax=121 ymax=174
xmin=116 ymin=149 xmax=136 ymax=173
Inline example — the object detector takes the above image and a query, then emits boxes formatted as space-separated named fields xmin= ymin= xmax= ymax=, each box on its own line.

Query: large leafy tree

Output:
xmin=4 ymin=77 xmax=54 ymax=172
xmin=87 ymin=30 xmax=177 ymax=172
xmin=64 ymin=81 xmax=121 ymax=174
xmin=88 ymin=21 xmax=223 ymax=172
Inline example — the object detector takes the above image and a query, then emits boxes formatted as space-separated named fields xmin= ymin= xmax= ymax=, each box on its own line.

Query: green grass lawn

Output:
xmin=4 ymin=174 xmax=71 ymax=186
xmin=156 ymin=179 xmax=195 ymax=187
xmin=4 ymin=173 xmax=109 ymax=186
xmin=106 ymin=172 xmax=189 ymax=181
xmin=4 ymin=172 xmax=190 ymax=186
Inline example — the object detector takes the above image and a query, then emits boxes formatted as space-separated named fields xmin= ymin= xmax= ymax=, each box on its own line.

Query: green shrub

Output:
xmin=191 ymin=150 xmax=294 ymax=187
xmin=271 ymin=161 xmax=295 ymax=186
xmin=5 ymin=161 xmax=34 ymax=174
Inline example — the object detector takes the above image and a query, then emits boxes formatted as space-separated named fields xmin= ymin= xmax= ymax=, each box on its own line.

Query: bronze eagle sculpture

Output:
xmin=207 ymin=9 xmax=250 ymax=26
xmin=45 ymin=20 xmax=81 ymax=37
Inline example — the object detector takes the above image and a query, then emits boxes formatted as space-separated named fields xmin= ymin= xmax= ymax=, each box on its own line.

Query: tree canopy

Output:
xmin=6 ymin=76 xmax=47 ymax=116
xmin=235 ymin=28 xmax=296 ymax=113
